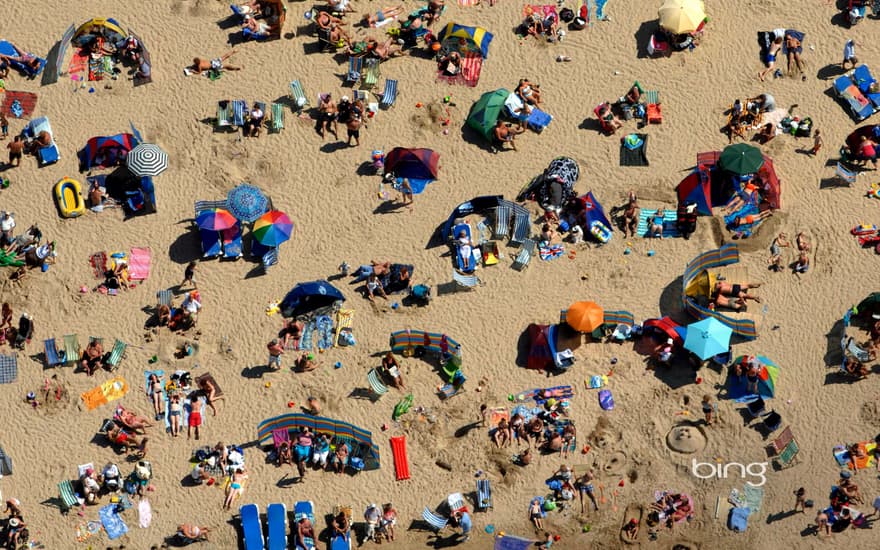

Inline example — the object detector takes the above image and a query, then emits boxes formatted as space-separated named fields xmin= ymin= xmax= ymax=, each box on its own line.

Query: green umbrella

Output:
xmin=856 ymin=292 xmax=880 ymax=314
xmin=466 ymin=88 xmax=510 ymax=141
xmin=718 ymin=143 xmax=765 ymax=175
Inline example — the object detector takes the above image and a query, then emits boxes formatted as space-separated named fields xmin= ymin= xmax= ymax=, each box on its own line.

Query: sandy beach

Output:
xmin=1 ymin=0 xmax=880 ymax=548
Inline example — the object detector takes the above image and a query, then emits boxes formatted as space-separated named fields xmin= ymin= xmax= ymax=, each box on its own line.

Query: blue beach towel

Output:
xmin=315 ymin=315 xmax=334 ymax=350
xmin=100 ymin=503 xmax=129 ymax=540
xmin=728 ymin=506 xmax=750 ymax=532
xmin=299 ymin=321 xmax=315 ymax=351
xmin=637 ymin=209 xmax=680 ymax=238
xmin=394 ymin=177 xmax=433 ymax=195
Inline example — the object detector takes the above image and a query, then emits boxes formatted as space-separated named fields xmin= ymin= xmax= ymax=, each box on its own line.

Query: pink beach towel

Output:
xmin=128 ymin=247 xmax=151 ymax=281
xmin=138 ymin=498 xmax=152 ymax=528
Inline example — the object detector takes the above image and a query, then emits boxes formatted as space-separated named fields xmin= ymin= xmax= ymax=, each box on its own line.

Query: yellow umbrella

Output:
xmin=566 ymin=301 xmax=604 ymax=333
xmin=658 ymin=0 xmax=706 ymax=35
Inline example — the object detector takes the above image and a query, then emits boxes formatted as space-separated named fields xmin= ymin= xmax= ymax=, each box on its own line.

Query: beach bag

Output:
xmin=599 ymin=390 xmax=614 ymax=410
xmin=124 ymin=478 xmax=138 ymax=495
xmin=795 ymin=117 xmax=812 ymax=137
xmin=728 ymin=507 xmax=750 ymax=532
xmin=560 ymin=8 xmax=575 ymax=22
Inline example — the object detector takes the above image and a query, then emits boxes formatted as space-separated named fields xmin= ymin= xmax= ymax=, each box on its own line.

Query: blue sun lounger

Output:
xmin=293 ymin=501 xmax=315 ymax=550
xmin=251 ymin=240 xmax=278 ymax=272
xmin=452 ymin=222 xmax=479 ymax=273
xmin=23 ymin=117 xmax=59 ymax=166
xmin=834 ymin=73 xmax=876 ymax=121
xmin=853 ymin=64 xmax=880 ymax=110
xmin=240 ymin=503 xmax=265 ymax=550
xmin=380 ymin=79 xmax=398 ymax=108
xmin=476 ymin=477 xmax=492 ymax=510
xmin=44 ymin=338 xmax=63 ymax=367
xmin=222 ymin=225 xmax=243 ymax=259
xmin=266 ymin=503 xmax=287 ymax=550
xmin=0 ymin=40 xmax=46 ymax=77
xmin=199 ymin=228 xmax=222 ymax=259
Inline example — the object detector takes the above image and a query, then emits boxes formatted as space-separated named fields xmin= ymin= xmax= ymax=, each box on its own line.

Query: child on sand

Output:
xmin=702 ymin=395 xmax=715 ymax=425
xmin=267 ymin=339 xmax=284 ymax=370
xmin=181 ymin=261 xmax=197 ymax=289
xmin=810 ymin=130 xmax=822 ymax=156
xmin=794 ymin=488 xmax=806 ymax=512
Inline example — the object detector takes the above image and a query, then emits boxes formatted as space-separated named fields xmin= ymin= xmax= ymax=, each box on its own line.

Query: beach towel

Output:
xmin=181 ymin=398 xmax=206 ymax=429
xmin=587 ymin=374 xmax=608 ymax=389
xmin=0 ymin=354 xmax=17 ymax=384
xmin=69 ymin=50 xmax=88 ymax=75
xmin=619 ymin=134 xmax=649 ymax=166
xmin=742 ymin=484 xmax=764 ymax=515
xmin=89 ymin=251 xmax=108 ymax=278
xmin=394 ymin=177 xmax=433 ymax=195
xmin=128 ymin=247 xmax=151 ymax=281
xmin=539 ymin=243 xmax=564 ymax=260
xmin=315 ymin=315 xmax=334 ymax=350
xmin=637 ymin=208 xmax=680 ymax=238
xmin=0 ymin=91 xmax=38 ymax=119
xmin=438 ymin=52 xmax=482 ymax=87
xmin=80 ymin=376 xmax=129 ymax=411
xmin=334 ymin=309 xmax=355 ymax=347
xmin=833 ymin=442 xmax=877 ymax=470
xmin=138 ymin=498 xmax=152 ymax=528
xmin=299 ymin=320 xmax=316 ymax=351
xmin=512 ymin=385 xmax=574 ymax=404
xmin=728 ymin=506 xmax=749 ymax=532
xmin=723 ymin=203 xmax=759 ymax=235
xmin=99 ymin=503 xmax=129 ymax=540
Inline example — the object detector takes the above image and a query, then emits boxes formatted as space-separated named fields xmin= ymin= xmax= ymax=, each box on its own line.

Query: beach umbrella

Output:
xmin=684 ymin=317 xmax=732 ymax=360
xmin=718 ymin=143 xmax=764 ymax=175
xmin=565 ymin=301 xmax=604 ymax=333
xmin=195 ymin=208 xmax=237 ymax=231
xmin=731 ymin=355 xmax=779 ymax=398
xmin=226 ymin=184 xmax=270 ymax=223
xmin=466 ymin=89 xmax=510 ymax=141
xmin=658 ymin=0 xmax=706 ymax=35
xmin=126 ymin=143 xmax=168 ymax=177
xmin=253 ymin=210 xmax=293 ymax=247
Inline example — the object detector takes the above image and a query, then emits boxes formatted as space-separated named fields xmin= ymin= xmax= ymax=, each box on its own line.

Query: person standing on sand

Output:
xmin=267 ymin=338 xmax=284 ymax=371
xmin=181 ymin=261 xmax=197 ymax=289
xmin=399 ymin=178 xmax=413 ymax=209
xmin=6 ymin=136 xmax=23 ymax=167
xmin=809 ymin=130 xmax=822 ymax=156
xmin=842 ymin=39 xmax=857 ymax=70
xmin=793 ymin=488 xmax=806 ymax=513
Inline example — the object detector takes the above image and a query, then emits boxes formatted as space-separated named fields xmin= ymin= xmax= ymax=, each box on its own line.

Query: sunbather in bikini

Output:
xmin=714 ymin=281 xmax=761 ymax=303
xmin=116 ymin=405 xmax=154 ymax=433
xmin=0 ymin=41 xmax=41 ymax=72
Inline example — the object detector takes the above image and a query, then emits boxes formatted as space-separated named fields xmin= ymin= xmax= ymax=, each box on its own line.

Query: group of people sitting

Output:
xmin=815 ymin=470 xmax=872 ymax=536
xmin=522 ymin=6 xmax=561 ymax=42
xmin=274 ymin=426 xmax=360 ymax=478
xmin=725 ymin=94 xmax=776 ymax=143
xmin=157 ymin=290 xmax=202 ymax=333
xmin=0 ymin=303 xmax=33 ymax=350
xmin=348 ymin=260 xmax=412 ymax=301
xmin=0 ymin=212 xmax=57 ymax=279
xmin=768 ymin=231 xmax=811 ymax=274
xmin=235 ymin=0 xmax=285 ymax=39
xmin=314 ymin=0 xmax=444 ymax=52
xmin=77 ymin=460 xmax=152 ymax=505
xmin=493 ymin=399 xmax=575 ymax=457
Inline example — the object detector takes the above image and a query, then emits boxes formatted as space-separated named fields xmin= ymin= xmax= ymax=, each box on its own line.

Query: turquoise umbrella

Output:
xmin=684 ymin=317 xmax=732 ymax=360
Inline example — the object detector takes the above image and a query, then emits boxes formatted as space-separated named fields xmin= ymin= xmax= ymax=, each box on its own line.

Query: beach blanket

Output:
xmin=834 ymin=442 xmax=877 ymax=470
xmin=69 ymin=50 xmax=88 ymax=76
xmin=0 ymin=90 xmax=38 ymax=119
xmin=512 ymin=385 xmax=574 ymax=404
xmin=99 ymin=503 xmax=129 ymax=540
xmin=299 ymin=320 xmax=315 ymax=351
xmin=89 ymin=251 xmax=108 ymax=278
xmin=334 ymin=309 xmax=355 ymax=348
xmin=620 ymin=134 xmax=649 ymax=166
xmin=315 ymin=315 xmax=334 ymax=350
xmin=724 ymin=203 xmax=760 ymax=237
xmin=637 ymin=208 xmax=680 ymax=238
xmin=0 ymin=354 xmax=17 ymax=384
xmin=128 ymin=247 xmax=151 ymax=281
xmin=437 ymin=52 xmax=482 ymax=87
xmin=138 ymin=498 xmax=152 ymax=528
xmin=742 ymin=484 xmax=764 ymax=515
xmin=80 ymin=376 xmax=129 ymax=410
xmin=394 ymin=177 xmax=433 ymax=195
xmin=539 ymin=243 xmax=564 ymax=260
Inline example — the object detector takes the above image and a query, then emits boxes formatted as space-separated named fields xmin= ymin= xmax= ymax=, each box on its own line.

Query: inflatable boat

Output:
xmin=54 ymin=177 xmax=86 ymax=218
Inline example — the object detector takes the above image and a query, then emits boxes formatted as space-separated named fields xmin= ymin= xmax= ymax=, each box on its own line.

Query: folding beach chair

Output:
xmin=346 ymin=56 xmax=364 ymax=85
xmin=422 ymin=507 xmax=448 ymax=531
xmin=270 ymin=103 xmax=284 ymax=132
xmin=289 ymin=80 xmax=310 ymax=112
xmin=368 ymin=368 xmax=389 ymax=397
xmin=647 ymin=34 xmax=671 ymax=57
xmin=836 ymin=162 xmax=858 ymax=185
xmin=452 ymin=270 xmax=481 ymax=290
xmin=58 ymin=479 xmax=80 ymax=513
xmin=379 ymin=79 xmax=398 ymax=109
xmin=44 ymin=338 xmax=63 ymax=368
xmin=240 ymin=503 xmax=264 ymax=550
xmin=232 ymin=100 xmax=248 ymax=127
xmin=199 ymin=229 xmax=222 ymax=259
xmin=476 ymin=477 xmax=493 ymax=510
xmin=216 ymin=101 xmax=233 ymax=129
xmin=63 ymin=334 xmax=80 ymax=367
xmin=509 ymin=208 xmax=532 ymax=246
xmin=105 ymin=339 xmax=127 ymax=371
xmin=361 ymin=58 xmax=381 ymax=90
xmin=262 ymin=248 xmax=279 ymax=272
xmin=511 ymin=239 xmax=536 ymax=271
xmin=769 ymin=426 xmax=794 ymax=455
xmin=774 ymin=438 xmax=800 ymax=469
xmin=644 ymin=90 xmax=662 ymax=124
xmin=493 ymin=204 xmax=511 ymax=239
xmin=761 ymin=411 xmax=782 ymax=434
xmin=447 ymin=493 xmax=468 ymax=514
xmin=267 ymin=502 xmax=288 ymax=550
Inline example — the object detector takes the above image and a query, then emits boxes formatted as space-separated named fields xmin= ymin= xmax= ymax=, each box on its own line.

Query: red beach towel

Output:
xmin=1 ymin=91 xmax=38 ymax=119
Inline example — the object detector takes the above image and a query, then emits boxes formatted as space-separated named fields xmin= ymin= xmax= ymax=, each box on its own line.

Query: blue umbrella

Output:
xmin=684 ymin=317 xmax=733 ymax=360
xmin=226 ymin=184 xmax=270 ymax=223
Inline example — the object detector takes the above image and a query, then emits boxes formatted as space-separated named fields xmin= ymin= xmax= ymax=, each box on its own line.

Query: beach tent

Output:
xmin=676 ymin=152 xmax=782 ymax=213
xmin=578 ymin=191 xmax=613 ymax=241
xmin=384 ymin=148 xmax=440 ymax=181
xmin=526 ymin=324 xmax=554 ymax=370
xmin=78 ymin=134 xmax=138 ymax=171
xmin=718 ymin=143 xmax=764 ymax=176
xmin=281 ymin=280 xmax=345 ymax=319
xmin=517 ymin=157 xmax=579 ymax=210
xmin=437 ymin=23 xmax=494 ymax=59
xmin=682 ymin=244 xmax=757 ymax=340
xmin=257 ymin=413 xmax=379 ymax=470
xmin=676 ymin=169 xmax=712 ymax=215
xmin=643 ymin=317 xmax=686 ymax=346
xmin=466 ymin=89 xmax=509 ymax=141
xmin=727 ymin=355 xmax=779 ymax=400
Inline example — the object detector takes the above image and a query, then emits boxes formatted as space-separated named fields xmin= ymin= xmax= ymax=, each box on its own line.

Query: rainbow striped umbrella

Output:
xmin=252 ymin=210 xmax=293 ymax=246
xmin=195 ymin=208 xmax=237 ymax=231
xmin=733 ymin=355 xmax=779 ymax=398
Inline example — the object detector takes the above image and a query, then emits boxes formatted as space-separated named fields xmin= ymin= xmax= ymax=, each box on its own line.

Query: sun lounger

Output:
xmin=23 ymin=117 xmax=59 ymax=166
xmin=331 ymin=505 xmax=352 ymax=550
xmin=266 ymin=502 xmax=287 ymax=550
xmin=222 ymin=225 xmax=243 ymax=259
xmin=511 ymin=239 xmax=536 ymax=270
xmin=232 ymin=100 xmax=248 ymax=127
xmin=493 ymin=204 xmax=511 ymax=239
xmin=346 ymin=56 xmax=364 ymax=85
xmin=156 ymin=289 xmax=172 ymax=308
xmin=0 ymin=40 xmax=46 ymax=77
xmin=293 ymin=501 xmax=315 ymax=550
xmin=477 ymin=477 xmax=492 ymax=510
xmin=834 ymin=73 xmax=876 ymax=121
xmin=270 ymin=103 xmax=284 ymax=132
xmin=367 ymin=368 xmax=389 ymax=397
xmin=504 ymin=92 xmax=552 ymax=132
xmin=58 ymin=479 xmax=80 ymax=513
xmin=240 ymin=503 xmax=264 ymax=550
xmin=199 ymin=228 xmax=222 ymax=259
xmin=105 ymin=339 xmax=127 ymax=370
xmin=217 ymin=101 xmax=233 ymax=128
xmin=63 ymin=334 xmax=80 ymax=367
xmin=289 ymin=80 xmax=309 ymax=112
xmin=836 ymin=163 xmax=858 ymax=186
xmin=361 ymin=58 xmax=381 ymax=90
xmin=379 ymin=79 xmax=398 ymax=109
xmin=44 ymin=338 xmax=63 ymax=367
xmin=422 ymin=507 xmax=448 ymax=531
xmin=452 ymin=270 xmax=481 ymax=290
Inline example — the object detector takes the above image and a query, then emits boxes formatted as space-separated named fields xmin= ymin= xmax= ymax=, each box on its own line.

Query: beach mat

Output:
xmin=834 ymin=441 xmax=877 ymax=470
xmin=89 ymin=251 xmax=108 ymax=278
xmin=80 ymin=376 xmax=129 ymax=410
xmin=742 ymin=484 xmax=764 ymax=515
xmin=637 ymin=208 xmax=680 ymax=238
xmin=315 ymin=315 xmax=334 ymax=350
xmin=619 ymin=134 xmax=649 ymax=166
xmin=539 ymin=243 xmax=564 ymax=260
xmin=390 ymin=436 xmax=410 ymax=480
xmin=0 ymin=354 xmax=17 ymax=384
xmin=194 ymin=372 xmax=223 ymax=397
xmin=99 ymin=503 xmax=129 ymax=540
xmin=69 ymin=50 xmax=88 ymax=75
xmin=1 ymin=90 xmax=38 ymax=119
xmin=138 ymin=498 xmax=152 ymax=528
xmin=128 ymin=247 xmax=151 ymax=281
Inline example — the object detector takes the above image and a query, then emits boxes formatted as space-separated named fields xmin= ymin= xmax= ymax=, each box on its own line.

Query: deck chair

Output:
xmin=367 ymin=368 xmax=389 ymax=397
xmin=216 ymin=101 xmax=233 ymax=128
xmin=361 ymin=58 xmax=381 ymax=90
xmin=63 ymin=334 xmax=80 ymax=367
xmin=156 ymin=289 xmax=173 ymax=307
xmin=769 ymin=426 xmax=794 ymax=455
xmin=476 ymin=477 xmax=492 ymax=510
xmin=271 ymin=428 xmax=290 ymax=452
xmin=647 ymin=34 xmax=671 ymax=57
xmin=232 ymin=100 xmax=248 ymax=127
xmin=422 ymin=507 xmax=448 ymax=531
xmin=493 ymin=205 xmax=511 ymax=239
xmin=509 ymin=209 xmax=532 ymax=245
xmin=270 ymin=103 xmax=284 ymax=132
xmin=836 ymin=162 xmax=858 ymax=185
xmin=379 ymin=79 xmax=398 ymax=108
xmin=346 ymin=56 xmax=364 ymax=85
xmin=44 ymin=338 xmax=63 ymax=367
xmin=289 ymin=80 xmax=309 ymax=112
xmin=644 ymin=90 xmax=662 ymax=123
xmin=267 ymin=503 xmax=288 ymax=550
xmin=240 ymin=503 xmax=265 ymax=550
xmin=452 ymin=270 xmax=481 ymax=290
xmin=105 ymin=339 xmax=127 ymax=370
xmin=761 ymin=411 xmax=782 ymax=434
xmin=447 ymin=493 xmax=468 ymax=514
xmin=844 ymin=337 xmax=872 ymax=362
xmin=511 ymin=239 xmax=536 ymax=270
xmin=58 ymin=479 xmax=80 ymax=513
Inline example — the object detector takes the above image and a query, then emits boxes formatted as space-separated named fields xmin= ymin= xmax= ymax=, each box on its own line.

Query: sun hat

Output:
xmin=666 ymin=338 xmax=674 ymax=345
xmin=341 ymin=95 xmax=350 ymax=102
xmin=8 ymin=518 xmax=20 ymax=528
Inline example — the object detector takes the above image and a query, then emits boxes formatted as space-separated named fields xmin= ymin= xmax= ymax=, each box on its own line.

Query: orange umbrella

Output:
xmin=566 ymin=301 xmax=604 ymax=332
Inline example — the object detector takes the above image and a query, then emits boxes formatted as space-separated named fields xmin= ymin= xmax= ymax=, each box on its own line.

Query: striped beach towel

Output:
xmin=299 ymin=320 xmax=315 ymax=351
xmin=128 ymin=247 xmax=151 ymax=281
xmin=637 ymin=209 xmax=680 ymax=238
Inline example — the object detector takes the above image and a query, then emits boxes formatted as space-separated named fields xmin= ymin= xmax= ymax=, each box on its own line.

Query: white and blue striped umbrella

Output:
xmin=126 ymin=143 xmax=168 ymax=177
